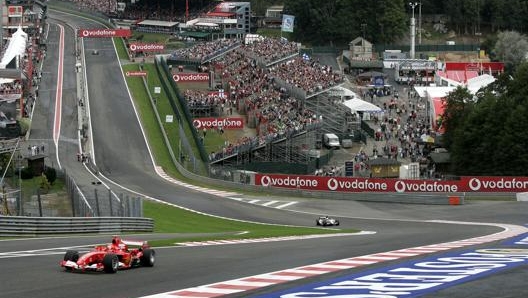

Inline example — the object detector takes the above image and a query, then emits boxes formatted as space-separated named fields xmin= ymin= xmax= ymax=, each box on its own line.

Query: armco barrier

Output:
xmin=0 ymin=216 xmax=154 ymax=236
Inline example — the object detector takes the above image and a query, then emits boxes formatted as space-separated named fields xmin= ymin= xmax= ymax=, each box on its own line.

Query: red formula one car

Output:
xmin=60 ymin=236 xmax=155 ymax=273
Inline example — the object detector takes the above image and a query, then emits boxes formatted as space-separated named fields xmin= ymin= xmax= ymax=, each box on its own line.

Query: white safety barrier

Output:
xmin=0 ymin=216 xmax=153 ymax=236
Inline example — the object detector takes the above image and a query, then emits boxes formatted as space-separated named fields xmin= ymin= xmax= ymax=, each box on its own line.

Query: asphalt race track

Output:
xmin=2 ymin=9 xmax=528 ymax=298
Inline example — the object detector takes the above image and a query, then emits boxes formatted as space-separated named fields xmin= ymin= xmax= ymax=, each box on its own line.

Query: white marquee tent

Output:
xmin=327 ymin=86 xmax=382 ymax=113
xmin=0 ymin=26 xmax=27 ymax=69
xmin=343 ymin=98 xmax=382 ymax=113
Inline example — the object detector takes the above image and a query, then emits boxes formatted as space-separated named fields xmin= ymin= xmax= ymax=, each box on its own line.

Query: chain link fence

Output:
xmin=0 ymin=169 xmax=144 ymax=218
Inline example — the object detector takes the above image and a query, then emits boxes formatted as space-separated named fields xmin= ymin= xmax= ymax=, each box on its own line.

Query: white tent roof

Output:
xmin=414 ymin=74 xmax=496 ymax=99
xmin=467 ymin=74 xmax=495 ymax=94
xmin=0 ymin=27 xmax=27 ymax=69
xmin=343 ymin=98 xmax=382 ymax=113
xmin=328 ymin=86 xmax=358 ymax=97
xmin=414 ymin=86 xmax=455 ymax=98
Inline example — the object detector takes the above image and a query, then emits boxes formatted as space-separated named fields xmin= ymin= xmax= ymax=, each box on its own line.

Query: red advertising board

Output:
xmin=445 ymin=62 xmax=504 ymax=73
xmin=172 ymin=73 xmax=209 ymax=82
xmin=129 ymin=43 xmax=165 ymax=52
xmin=78 ymin=28 xmax=132 ymax=38
xmin=459 ymin=176 xmax=528 ymax=192
xmin=254 ymin=174 xmax=528 ymax=193
xmin=8 ymin=6 xmax=23 ymax=17
xmin=125 ymin=71 xmax=147 ymax=77
xmin=193 ymin=117 xmax=244 ymax=129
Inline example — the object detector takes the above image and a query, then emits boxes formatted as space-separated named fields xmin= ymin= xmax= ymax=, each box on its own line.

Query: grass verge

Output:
xmin=143 ymin=200 xmax=358 ymax=246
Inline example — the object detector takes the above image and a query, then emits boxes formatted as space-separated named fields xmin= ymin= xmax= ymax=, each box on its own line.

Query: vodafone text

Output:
xmin=172 ymin=73 xmax=209 ymax=82
xmin=464 ymin=177 xmax=528 ymax=192
xmin=125 ymin=71 xmax=147 ymax=77
xmin=193 ymin=118 xmax=244 ymax=129
xmin=129 ymin=43 xmax=164 ymax=52
xmin=255 ymin=174 xmax=528 ymax=193
xmin=78 ymin=29 xmax=131 ymax=38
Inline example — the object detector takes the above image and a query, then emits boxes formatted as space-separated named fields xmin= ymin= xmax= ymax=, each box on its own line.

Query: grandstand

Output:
xmin=133 ymin=20 xmax=179 ymax=34
xmin=169 ymin=37 xmax=348 ymax=174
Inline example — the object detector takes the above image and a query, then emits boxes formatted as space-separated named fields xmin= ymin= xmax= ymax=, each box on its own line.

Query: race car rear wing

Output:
xmin=122 ymin=239 xmax=148 ymax=247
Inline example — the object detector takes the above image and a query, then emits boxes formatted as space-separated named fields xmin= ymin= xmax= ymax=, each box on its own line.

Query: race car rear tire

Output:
xmin=140 ymin=249 xmax=155 ymax=267
xmin=103 ymin=254 xmax=118 ymax=273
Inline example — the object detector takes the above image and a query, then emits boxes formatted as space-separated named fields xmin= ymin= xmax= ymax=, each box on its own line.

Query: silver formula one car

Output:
xmin=316 ymin=216 xmax=340 ymax=226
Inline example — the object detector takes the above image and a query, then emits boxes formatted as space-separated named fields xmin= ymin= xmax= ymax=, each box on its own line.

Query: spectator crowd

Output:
xmin=176 ymin=37 xmax=341 ymax=162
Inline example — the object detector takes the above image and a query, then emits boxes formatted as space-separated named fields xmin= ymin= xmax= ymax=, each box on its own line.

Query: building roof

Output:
xmin=366 ymin=157 xmax=401 ymax=166
xmin=267 ymin=5 xmax=284 ymax=11
xmin=429 ymin=152 xmax=450 ymax=164
xmin=0 ymin=27 xmax=27 ymax=69
xmin=349 ymin=37 xmax=372 ymax=47
xmin=206 ymin=12 xmax=235 ymax=17
xmin=348 ymin=59 xmax=384 ymax=69
xmin=436 ymin=70 xmax=479 ymax=83
xmin=178 ymin=31 xmax=212 ymax=38
xmin=137 ymin=20 xmax=178 ymax=27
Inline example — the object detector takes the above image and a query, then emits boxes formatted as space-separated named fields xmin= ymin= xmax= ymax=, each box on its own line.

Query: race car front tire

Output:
xmin=103 ymin=254 xmax=119 ymax=273
xmin=63 ymin=250 xmax=79 ymax=262
xmin=140 ymin=249 xmax=155 ymax=267
xmin=63 ymin=250 xmax=79 ymax=271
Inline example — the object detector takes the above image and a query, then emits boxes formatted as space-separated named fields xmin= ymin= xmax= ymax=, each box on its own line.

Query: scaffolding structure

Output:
xmin=305 ymin=92 xmax=361 ymax=135
xmin=209 ymin=130 xmax=319 ymax=173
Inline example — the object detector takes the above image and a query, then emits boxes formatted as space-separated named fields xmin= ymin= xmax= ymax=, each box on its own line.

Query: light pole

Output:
xmin=360 ymin=23 xmax=367 ymax=40
xmin=418 ymin=1 xmax=422 ymax=45
xmin=409 ymin=2 xmax=418 ymax=59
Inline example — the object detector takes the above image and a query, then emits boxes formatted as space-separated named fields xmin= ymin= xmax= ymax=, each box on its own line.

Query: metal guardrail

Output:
xmin=0 ymin=216 xmax=153 ymax=236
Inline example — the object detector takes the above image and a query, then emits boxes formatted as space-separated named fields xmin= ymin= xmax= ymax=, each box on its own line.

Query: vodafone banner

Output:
xmin=78 ymin=28 xmax=132 ymax=38
xmin=459 ymin=176 xmax=528 ymax=192
xmin=255 ymin=174 xmax=528 ymax=193
xmin=125 ymin=71 xmax=147 ymax=77
xmin=173 ymin=73 xmax=209 ymax=83
xmin=129 ymin=43 xmax=165 ymax=52
xmin=193 ymin=117 xmax=244 ymax=129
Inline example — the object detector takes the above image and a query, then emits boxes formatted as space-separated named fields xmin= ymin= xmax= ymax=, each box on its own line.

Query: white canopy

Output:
xmin=0 ymin=27 xmax=27 ymax=69
xmin=343 ymin=98 xmax=382 ymax=113
xmin=467 ymin=74 xmax=495 ymax=94
xmin=328 ymin=86 xmax=358 ymax=97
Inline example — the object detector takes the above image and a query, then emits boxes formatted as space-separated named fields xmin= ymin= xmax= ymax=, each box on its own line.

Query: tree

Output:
xmin=373 ymin=0 xmax=408 ymax=44
xmin=284 ymin=0 xmax=407 ymax=45
xmin=440 ymin=86 xmax=474 ymax=151
xmin=494 ymin=31 xmax=528 ymax=73
xmin=443 ymin=62 xmax=528 ymax=175
xmin=44 ymin=167 xmax=57 ymax=185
